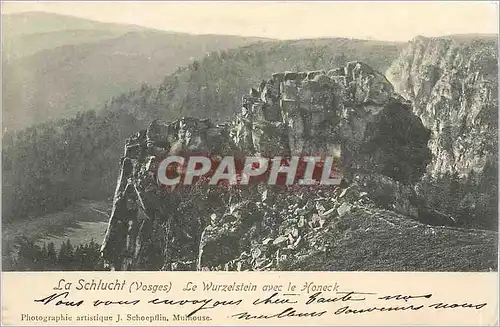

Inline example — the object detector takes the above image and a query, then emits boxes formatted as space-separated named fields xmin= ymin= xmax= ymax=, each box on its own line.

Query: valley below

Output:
xmin=3 ymin=200 xmax=109 ymax=256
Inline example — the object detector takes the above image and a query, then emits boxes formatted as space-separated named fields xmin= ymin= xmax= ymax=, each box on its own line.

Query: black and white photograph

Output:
xmin=2 ymin=1 xmax=498 ymax=273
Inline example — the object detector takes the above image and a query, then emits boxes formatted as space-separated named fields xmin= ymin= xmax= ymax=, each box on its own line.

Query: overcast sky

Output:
xmin=2 ymin=1 xmax=499 ymax=41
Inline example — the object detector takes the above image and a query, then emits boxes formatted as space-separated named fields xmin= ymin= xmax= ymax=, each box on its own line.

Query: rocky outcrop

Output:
xmin=231 ymin=61 xmax=431 ymax=183
xmin=101 ymin=62 xmax=432 ymax=271
xmin=386 ymin=35 xmax=498 ymax=178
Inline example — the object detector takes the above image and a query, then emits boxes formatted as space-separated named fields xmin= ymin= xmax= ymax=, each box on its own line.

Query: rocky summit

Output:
xmin=100 ymin=61 xmax=495 ymax=272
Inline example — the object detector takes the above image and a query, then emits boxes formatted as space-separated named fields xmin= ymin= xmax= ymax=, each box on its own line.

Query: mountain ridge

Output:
xmin=3 ymin=13 xmax=271 ymax=130
xmin=2 ymin=11 xmax=152 ymax=35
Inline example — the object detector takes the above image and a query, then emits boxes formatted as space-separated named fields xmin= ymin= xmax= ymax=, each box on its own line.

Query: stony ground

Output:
xmin=198 ymin=184 xmax=498 ymax=272
xmin=284 ymin=208 xmax=498 ymax=272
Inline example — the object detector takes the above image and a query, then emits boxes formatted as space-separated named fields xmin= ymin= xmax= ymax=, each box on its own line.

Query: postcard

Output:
xmin=1 ymin=1 xmax=498 ymax=325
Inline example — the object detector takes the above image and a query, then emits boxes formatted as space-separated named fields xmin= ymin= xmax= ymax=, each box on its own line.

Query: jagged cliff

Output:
xmin=100 ymin=61 xmax=496 ymax=272
xmin=386 ymin=35 xmax=498 ymax=229
xmin=386 ymin=35 xmax=498 ymax=177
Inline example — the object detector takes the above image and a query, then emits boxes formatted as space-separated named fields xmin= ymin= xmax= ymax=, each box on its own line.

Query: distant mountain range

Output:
xmin=2 ymin=11 xmax=150 ymax=60
xmin=2 ymin=12 xmax=270 ymax=130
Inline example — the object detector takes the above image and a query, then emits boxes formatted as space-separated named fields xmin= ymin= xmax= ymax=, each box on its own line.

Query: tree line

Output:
xmin=418 ymin=162 xmax=498 ymax=230
xmin=3 ymin=237 xmax=108 ymax=271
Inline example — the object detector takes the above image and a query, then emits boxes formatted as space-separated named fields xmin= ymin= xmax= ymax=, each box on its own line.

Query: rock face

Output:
xmin=386 ymin=36 xmax=498 ymax=178
xmin=231 ymin=61 xmax=431 ymax=183
xmin=101 ymin=62 xmax=432 ymax=271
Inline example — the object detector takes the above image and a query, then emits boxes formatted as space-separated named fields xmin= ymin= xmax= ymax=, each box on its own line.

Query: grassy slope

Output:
xmin=285 ymin=207 xmax=498 ymax=272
